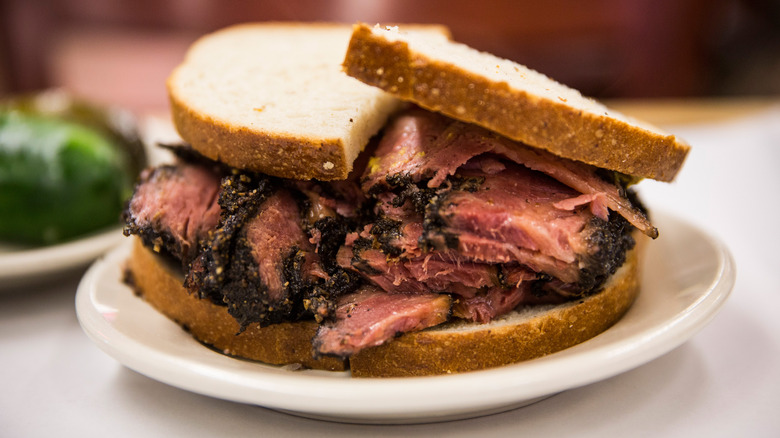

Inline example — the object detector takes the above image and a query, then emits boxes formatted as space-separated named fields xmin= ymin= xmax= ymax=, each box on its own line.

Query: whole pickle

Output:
xmin=0 ymin=92 xmax=145 ymax=245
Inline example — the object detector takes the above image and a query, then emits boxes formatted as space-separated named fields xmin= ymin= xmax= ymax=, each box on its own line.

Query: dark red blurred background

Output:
xmin=1 ymin=0 xmax=778 ymax=114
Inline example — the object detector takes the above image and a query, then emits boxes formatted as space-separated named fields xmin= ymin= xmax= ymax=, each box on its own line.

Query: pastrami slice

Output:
xmin=313 ymin=286 xmax=452 ymax=358
xmin=123 ymin=162 xmax=222 ymax=265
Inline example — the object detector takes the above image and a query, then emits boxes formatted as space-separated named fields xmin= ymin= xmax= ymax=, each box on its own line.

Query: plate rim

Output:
xmin=0 ymin=226 xmax=125 ymax=284
xmin=75 ymin=212 xmax=735 ymax=423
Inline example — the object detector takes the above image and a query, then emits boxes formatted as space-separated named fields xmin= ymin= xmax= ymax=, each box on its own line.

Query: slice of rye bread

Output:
xmin=343 ymin=23 xmax=689 ymax=182
xmin=167 ymin=23 xmax=449 ymax=181
xmin=125 ymin=234 xmax=640 ymax=377
xmin=349 ymin=234 xmax=642 ymax=377
xmin=124 ymin=238 xmax=346 ymax=371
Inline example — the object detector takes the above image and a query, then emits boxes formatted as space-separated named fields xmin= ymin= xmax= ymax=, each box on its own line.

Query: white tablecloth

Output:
xmin=3 ymin=105 xmax=779 ymax=437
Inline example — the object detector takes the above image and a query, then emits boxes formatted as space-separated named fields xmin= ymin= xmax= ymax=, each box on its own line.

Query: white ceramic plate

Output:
xmin=0 ymin=227 xmax=125 ymax=290
xmin=76 ymin=213 xmax=734 ymax=424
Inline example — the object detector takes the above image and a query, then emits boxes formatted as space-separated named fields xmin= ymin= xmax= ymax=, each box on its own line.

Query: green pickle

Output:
xmin=0 ymin=94 xmax=145 ymax=245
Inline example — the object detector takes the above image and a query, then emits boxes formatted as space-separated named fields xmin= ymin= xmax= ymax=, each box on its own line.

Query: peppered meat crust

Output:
xmin=183 ymin=171 xmax=364 ymax=330
xmin=184 ymin=173 xmax=276 ymax=314
xmin=350 ymin=165 xmax=637 ymax=300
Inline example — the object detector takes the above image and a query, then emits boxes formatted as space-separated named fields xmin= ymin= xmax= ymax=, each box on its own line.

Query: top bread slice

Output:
xmin=343 ymin=23 xmax=690 ymax=182
xmin=168 ymin=23 xmax=444 ymax=180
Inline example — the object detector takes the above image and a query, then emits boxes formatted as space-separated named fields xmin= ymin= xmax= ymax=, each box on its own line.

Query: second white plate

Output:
xmin=0 ymin=227 xmax=125 ymax=290
xmin=75 ymin=213 xmax=734 ymax=424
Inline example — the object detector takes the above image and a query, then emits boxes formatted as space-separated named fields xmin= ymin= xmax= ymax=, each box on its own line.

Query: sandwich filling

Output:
xmin=123 ymin=107 xmax=646 ymax=359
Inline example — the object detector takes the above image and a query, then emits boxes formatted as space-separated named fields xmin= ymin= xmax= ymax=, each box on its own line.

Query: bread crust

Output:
xmin=343 ymin=23 xmax=689 ymax=182
xmin=125 ymin=238 xmax=346 ymax=371
xmin=348 ymin=236 xmax=642 ymax=377
xmin=168 ymin=93 xmax=350 ymax=181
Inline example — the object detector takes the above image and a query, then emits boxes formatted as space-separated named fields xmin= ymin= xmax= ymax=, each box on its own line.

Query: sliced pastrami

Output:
xmin=446 ymin=232 xmax=582 ymax=283
xmin=349 ymin=154 xmax=633 ymax=297
xmin=340 ymin=214 xmax=502 ymax=297
xmin=363 ymin=108 xmax=656 ymax=238
xmin=313 ymin=286 xmax=452 ymax=358
xmin=451 ymin=265 xmax=560 ymax=323
xmin=233 ymin=190 xmax=324 ymax=327
xmin=423 ymin=161 xmax=635 ymax=292
xmin=123 ymin=162 xmax=222 ymax=265
xmin=342 ymin=246 xmax=432 ymax=295
xmin=184 ymin=172 xmax=319 ymax=329
xmin=361 ymin=108 xmax=452 ymax=193
xmin=427 ymin=162 xmax=591 ymax=264
xmin=304 ymin=268 xmax=363 ymax=323
xmin=185 ymin=172 xmax=275 ymax=304
xmin=454 ymin=286 xmax=527 ymax=323
xmin=553 ymin=193 xmax=609 ymax=221
xmin=292 ymin=179 xmax=366 ymax=275
xmin=490 ymin=137 xmax=656 ymax=238
xmin=244 ymin=190 xmax=319 ymax=301
xmin=452 ymin=281 xmax=569 ymax=323
xmin=184 ymin=171 xmax=362 ymax=329
xmin=123 ymin=108 xmax=648 ymax=357
xmin=403 ymin=253 xmax=499 ymax=295
xmin=293 ymin=179 xmax=365 ymax=224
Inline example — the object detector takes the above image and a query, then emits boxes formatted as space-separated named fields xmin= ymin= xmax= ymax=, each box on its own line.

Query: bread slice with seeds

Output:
xmin=343 ymin=23 xmax=689 ymax=182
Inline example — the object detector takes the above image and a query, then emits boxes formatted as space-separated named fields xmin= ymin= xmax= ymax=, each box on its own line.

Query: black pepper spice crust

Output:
xmin=183 ymin=169 xmax=363 ymax=331
xmin=184 ymin=171 xmax=279 ymax=330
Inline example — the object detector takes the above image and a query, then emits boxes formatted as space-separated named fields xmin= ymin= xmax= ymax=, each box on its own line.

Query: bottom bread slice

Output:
xmin=124 ymin=234 xmax=641 ymax=377
xmin=124 ymin=237 xmax=346 ymax=371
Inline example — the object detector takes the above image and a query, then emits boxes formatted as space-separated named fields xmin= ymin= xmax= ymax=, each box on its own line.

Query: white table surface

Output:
xmin=2 ymin=103 xmax=779 ymax=437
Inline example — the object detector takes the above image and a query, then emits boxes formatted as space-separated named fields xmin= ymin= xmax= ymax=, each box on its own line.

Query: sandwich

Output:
xmin=122 ymin=23 xmax=689 ymax=377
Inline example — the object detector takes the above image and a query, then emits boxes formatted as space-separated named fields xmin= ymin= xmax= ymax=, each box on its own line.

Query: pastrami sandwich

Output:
xmin=122 ymin=23 xmax=688 ymax=377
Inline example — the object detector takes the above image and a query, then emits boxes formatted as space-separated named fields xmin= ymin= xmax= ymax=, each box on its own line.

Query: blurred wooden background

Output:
xmin=1 ymin=0 xmax=778 ymax=114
